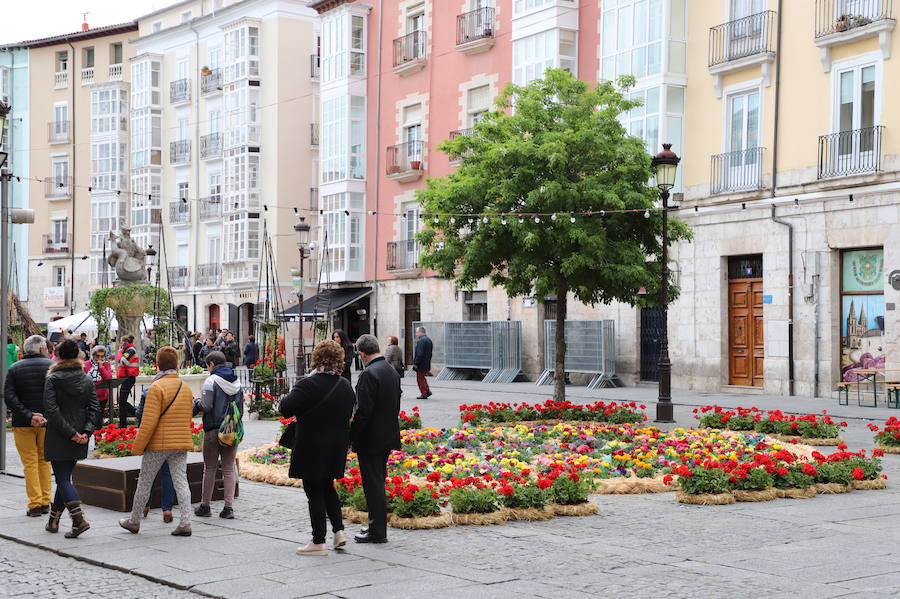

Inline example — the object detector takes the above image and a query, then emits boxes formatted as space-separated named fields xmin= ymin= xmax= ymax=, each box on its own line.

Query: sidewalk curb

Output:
xmin=0 ymin=530 xmax=224 ymax=598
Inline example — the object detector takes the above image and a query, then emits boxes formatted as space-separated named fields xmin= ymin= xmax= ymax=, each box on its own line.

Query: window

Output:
xmin=320 ymin=192 xmax=364 ymax=273
xmin=91 ymin=256 xmax=115 ymax=286
xmin=51 ymin=219 xmax=67 ymax=244
xmin=407 ymin=5 xmax=425 ymax=33
xmin=53 ymin=266 xmax=66 ymax=288
xmin=178 ymin=182 xmax=189 ymax=202
xmin=152 ymin=21 xmax=162 ymax=33
xmin=177 ymin=117 xmax=189 ymax=141
xmin=91 ymin=88 xmax=127 ymax=133
xmin=207 ymin=234 xmax=222 ymax=263
xmin=621 ymin=85 xmax=684 ymax=189
xmin=464 ymin=291 xmax=488 ymax=321
xmin=0 ymin=67 xmax=9 ymax=103
xmin=131 ymin=60 xmax=161 ymax=108
xmin=91 ymin=142 xmax=127 ymax=190
xmin=130 ymin=171 xmax=161 ymax=227
xmin=53 ymin=102 xmax=68 ymax=127
xmin=514 ymin=0 xmax=563 ymax=14
xmin=834 ymin=61 xmax=878 ymax=159
xmin=56 ymin=51 xmax=68 ymax=72
xmin=224 ymin=25 xmax=259 ymax=83
xmin=601 ymin=0 xmax=664 ymax=81
xmin=110 ymin=43 xmax=123 ymax=65
xmin=404 ymin=104 xmax=423 ymax=163
xmin=224 ymin=83 xmax=260 ymax=147
xmin=224 ymin=215 xmax=260 ymax=261
xmin=51 ymin=158 xmax=69 ymax=186
xmin=321 ymin=12 xmax=367 ymax=82
xmin=625 ymin=87 xmax=660 ymax=153
xmin=466 ymin=85 xmax=491 ymax=127
xmin=512 ymin=30 xmax=554 ymax=86
xmin=208 ymin=47 xmax=222 ymax=70
xmin=322 ymin=95 xmax=347 ymax=182
xmin=90 ymin=196 xmax=119 ymax=252
xmin=224 ymin=150 xmax=260 ymax=211
xmin=351 ymin=16 xmax=365 ymax=75
xmin=181 ymin=11 xmax=192 ymax=23
xmin=131 ymin=109 xmax=162 ymax=168
xmin=83 ymin=47 xmax=95 ymax=68
xmin=350 ymin=96 xmax=365 ymax=179
xmin=209 ymin=173 xmax=222 ymax=204
xmin=728 ymin=90 xmax=760 ymax=154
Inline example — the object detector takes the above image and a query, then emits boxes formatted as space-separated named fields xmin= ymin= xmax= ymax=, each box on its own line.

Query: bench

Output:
xmin=887 ymin=383 xmax=900 ymax=409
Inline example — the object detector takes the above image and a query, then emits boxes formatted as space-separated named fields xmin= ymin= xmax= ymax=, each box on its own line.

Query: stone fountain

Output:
xmin=105 ymin=227 xmax=154 ymax=345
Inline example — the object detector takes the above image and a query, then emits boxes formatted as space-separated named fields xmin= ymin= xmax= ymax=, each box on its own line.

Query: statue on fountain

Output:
xmin=107 ymin=227 xmax=148 ymax=284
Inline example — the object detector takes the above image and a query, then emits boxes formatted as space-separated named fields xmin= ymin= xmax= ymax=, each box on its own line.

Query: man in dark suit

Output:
xmin=412 ymin=326 xmax=433 ymax=399
xmin=350 ymin=334 xmax=400 ymax=544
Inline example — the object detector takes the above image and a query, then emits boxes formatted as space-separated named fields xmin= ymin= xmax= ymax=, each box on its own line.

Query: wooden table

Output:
xmin=846 ymin=369 xmax=900 ymax=407
xmin=73 ymin=453 xmax=238 ymax=512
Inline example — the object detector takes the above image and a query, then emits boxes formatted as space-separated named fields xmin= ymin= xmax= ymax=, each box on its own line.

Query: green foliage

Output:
xmin=845 ymin=456 xmax=882 ymax=481
xmin=550 ymin=474 xmax=591 ymax=505
xmin=676 ymin=468 xmax=732 ymax=495
xmin=733 ymin=467 xmax=774 ymax=491
xmin=346 ymin=487 xmax=368 ymax=512
xmin=500 ymin=482 xmax=550 ymax=509
xmin=88 ymin=285 xmax=171 ymax=344
xmin=773 ymin=465 xmax=815 ymax=490
xmin=390 ymin=488 xmax=441 ymax=518
xmin=814 ymin=461 xmax=853 ymax=485
xmin=449 ymin=486 xmax=500 ymax=514
xmin=418 ymin=69 xmax=691 ymax=307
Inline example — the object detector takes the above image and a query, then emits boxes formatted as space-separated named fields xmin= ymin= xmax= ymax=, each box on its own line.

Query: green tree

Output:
xmin=417 ymin=69 xmax=691 ymax=401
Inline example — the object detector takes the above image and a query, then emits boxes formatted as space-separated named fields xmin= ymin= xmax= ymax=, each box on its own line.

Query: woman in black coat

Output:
xmin=279 ymin=340 xmax=355 ymax=556
xmin=43 ymin=339 xmax=100 ymax=538
xmin=331 ymin=330 xmax=354 ymax=383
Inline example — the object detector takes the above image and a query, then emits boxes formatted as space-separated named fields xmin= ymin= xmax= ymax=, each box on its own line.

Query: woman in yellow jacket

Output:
xmin=118 ymin=346 xmax=195 ymax=537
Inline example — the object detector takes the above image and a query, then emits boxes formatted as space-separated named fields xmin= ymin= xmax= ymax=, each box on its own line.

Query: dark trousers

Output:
xmin=416 ymin=370 xmax=431 ymax=396
xmin=50 ymin=460 xmax=79 ymax=507
xmin=357 ymin=451 xmax=390 ymax=538
xmin=302 ymin=478 xmax=344 ymax=544
xmin=118 ymin=377 xmax=136 ymax=427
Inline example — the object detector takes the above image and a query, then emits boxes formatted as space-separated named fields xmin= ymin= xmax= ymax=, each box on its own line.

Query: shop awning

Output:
xmin=280 ymin=286 xmax=372 ymax=318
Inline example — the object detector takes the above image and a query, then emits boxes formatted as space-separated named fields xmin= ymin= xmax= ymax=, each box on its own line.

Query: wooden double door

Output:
xmin=728 ymin=278 xmax=764 ymax=387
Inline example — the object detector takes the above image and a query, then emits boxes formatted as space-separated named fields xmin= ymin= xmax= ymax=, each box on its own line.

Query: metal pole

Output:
xmin=295 ymin=252 xmax=305 ymax=379
xmin=655 ymin=189 xmax=674 ymax=423
xmin=1 ymin=168 xmax=10 ymax=472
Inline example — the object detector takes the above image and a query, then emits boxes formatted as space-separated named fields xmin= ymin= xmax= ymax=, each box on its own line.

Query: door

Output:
xmin=729 ymin=0 xmax=765 ymax=59
xmin=725 ymin=90 xmax=760 ymax=190
xmin=836 ymin=64 xmax=876 ymax=168
xmin=208 ymin=304 xmax=220 ymax=330
xmin=640 ymin=307 xmax=663 ymax=381
xmin=403 ymin=293 xmax=421 ymax=365
xmin=728 ymin=279 xmax=764 ymax=386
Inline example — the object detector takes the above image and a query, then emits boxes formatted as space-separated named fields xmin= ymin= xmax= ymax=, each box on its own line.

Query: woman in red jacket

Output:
xmin=84 ymin=346 xmax=112 ymax=426
xmin=115 ymin=335 xmax=140 ymax=426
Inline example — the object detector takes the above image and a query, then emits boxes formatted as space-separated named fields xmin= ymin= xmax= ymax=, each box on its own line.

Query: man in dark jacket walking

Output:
xmin=350 ymin=334 xmax=400 ymax=544
xmin=4 ymin=335 xmax=54 ymax=516
xmin=242 ymin=335 xmax=259 ymax=370
xmin=412 ymin=326 xmax=433 ymax=399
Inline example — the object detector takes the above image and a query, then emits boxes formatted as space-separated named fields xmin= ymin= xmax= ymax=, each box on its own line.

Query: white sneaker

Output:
xmin=296 ymin=541 xmax=328 ymax=556
xmin=333 ymin=530 xmax=347 ymax=549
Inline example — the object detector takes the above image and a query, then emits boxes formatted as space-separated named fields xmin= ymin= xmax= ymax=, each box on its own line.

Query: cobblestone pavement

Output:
xmin=2 ymin=380 xmax=900 ymax=598
xmin=0 ymin=539 xmax=194 ymax=598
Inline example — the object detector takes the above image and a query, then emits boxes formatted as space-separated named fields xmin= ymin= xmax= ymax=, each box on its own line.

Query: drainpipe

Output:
xmin=370 ymin=0 xmax=384 ymax=338
xmin=770 ymin=0 xmax=783 ymax=196
xmin=190 ymin=22 xmax=201 ymax=333
xmin=68 ymin=40 xmax=76 ymax=314
xmin=771 ymin=205 xmax=794 ymax=396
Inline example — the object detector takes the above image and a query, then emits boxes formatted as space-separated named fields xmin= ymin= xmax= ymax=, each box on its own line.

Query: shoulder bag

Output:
xmin=278 ymin=377 xmax=343 ymax=449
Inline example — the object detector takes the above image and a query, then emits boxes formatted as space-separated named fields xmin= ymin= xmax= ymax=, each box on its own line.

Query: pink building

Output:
xmin=308 ymin=0 xmax=622 ymax=375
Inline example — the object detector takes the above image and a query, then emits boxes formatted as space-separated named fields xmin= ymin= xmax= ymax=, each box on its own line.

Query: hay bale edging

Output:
xmin=388 ymin=512 xmax=452 ymax=529
xmin=775 ymin=487 xmax=817 ymax=499
xmin=733 ymin=488 xmax=778 ymax=502
xmin=675 ymin=490 xmax=735 ymax=505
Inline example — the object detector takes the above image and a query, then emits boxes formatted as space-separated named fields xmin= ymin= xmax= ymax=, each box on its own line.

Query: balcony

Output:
xmin=169 ymin=201 xmax=191 ymax=225
xmin=200 ymin=199 xmax=222 ymax=220
xmin=223 ymin=262 xmax=260 ymax=284
xmin=448 ymin=128 xmax=474 ymax=164
xmin=386 ymin=140 xmax=425 ymax=182
xmin=393 ymin=31 xmax=427 ymax=75
xmin=456 ymin=7 xmax=496 ymax=54
xmin=197 ymin=263 xmax=221 ymax=287
xmin=81 ymin=66 xmax=94 ymax=85
xmin=170 ymin=78 xmax=191 ymax=104
xmin=108 ymin=63 xmax=123 ymax=81
xmin=167 ymin=266 xmax=190 ymax=289
xmin=817 ymin=125 xmax=884 ymax=180
xmin=54 ymin=71 xmax=67 ymax=89
xmin=200 ymin=132 xmax=223 ymax=160
xmin=42 ymin=234 xmax=69 ymax=255
xmin=310 ymin=123 xmax=319 ymax=147
xmin=708 ymin=11 xmax=776 ymax=97
xmin=45 ymin=176 xmax=72 ymax=199
xmin=201 ymin=68 xmax=222 ymax=95
xmin=48 ymin=121 xmax=70 ymax=144
xmin=815 ymin=0 xmax=895 ymax=71
xmin=310 ymin=54 xmax=320 ymax=80
xmin=387 ymin=239 xmax=420 ymax=275
xmin=710 ymin=147 xmax=765 ymax=195
xmin=170 ymin=139 xmax=191 ymax=165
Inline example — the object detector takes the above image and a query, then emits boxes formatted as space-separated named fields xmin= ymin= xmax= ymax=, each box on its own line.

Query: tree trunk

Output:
xmin=553 ymin=278 xmax=568 ymax=402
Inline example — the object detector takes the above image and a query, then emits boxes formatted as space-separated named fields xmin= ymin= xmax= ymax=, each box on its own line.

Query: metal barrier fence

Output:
xmin=414 ymin=320 xmax=522 ymax=383
xmin=537 ymin=320 xmax=622 ymax=389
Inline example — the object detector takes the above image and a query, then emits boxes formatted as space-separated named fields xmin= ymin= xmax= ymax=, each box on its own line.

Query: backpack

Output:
xmin=217 ymin=398 xmax=244 ymax=447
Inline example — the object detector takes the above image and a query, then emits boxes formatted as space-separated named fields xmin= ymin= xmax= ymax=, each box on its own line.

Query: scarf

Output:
xmin=140 ymin=369 xmax=178 ymax=403
xmin=87 ymin=360 xmax=102 ymax=383
xmin=316 ymin=367 xmax=342 ymax=376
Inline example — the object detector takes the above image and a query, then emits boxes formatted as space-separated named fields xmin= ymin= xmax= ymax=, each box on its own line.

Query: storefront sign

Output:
xmin=43 ymin=287 xmax=67 ymax=308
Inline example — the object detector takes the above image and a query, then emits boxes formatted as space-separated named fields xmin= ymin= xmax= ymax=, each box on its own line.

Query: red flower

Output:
xmin=536 ymin=478 xmax=552 ymax=490
xmin=117 ymin=443 xmax=125 ymax=450
xmin=662 ymin=475 xmax=673 ymax=486
xmin=426 ymin=472 xmax=441 ymax=482
xmin=498 ymin=484 xmax=514 ymax=496
xmin=776 ymin=467 xmax=789 ymax=476
xmin=568 ymin=473 xmax=580 ymax=482
xmin=801 ymin=463 xmax=817 ymax=477
xmin=852 ymin=468 xmax=865 ymax=480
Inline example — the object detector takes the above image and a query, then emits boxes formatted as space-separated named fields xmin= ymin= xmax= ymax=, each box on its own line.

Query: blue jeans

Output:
xmin=50 ymin=460 xmax=79 ymax=507
xmin=144 ymin=461 xmax=174 ymax=510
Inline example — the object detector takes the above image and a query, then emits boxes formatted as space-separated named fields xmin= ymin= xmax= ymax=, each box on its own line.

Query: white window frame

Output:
xmin=53 ymin=266 xmax=66 ymax=288
xmin=830 ymin=52 xmax=882 ymax=134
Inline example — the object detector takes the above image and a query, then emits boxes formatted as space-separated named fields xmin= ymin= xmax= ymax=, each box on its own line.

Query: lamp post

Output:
xmin=0 ymin=100 xmax=11 ymax=472
xmin=293 ymin=217 xmax=311 ymax=378
xmin=651 ymin=143 xmax=680 ymax=423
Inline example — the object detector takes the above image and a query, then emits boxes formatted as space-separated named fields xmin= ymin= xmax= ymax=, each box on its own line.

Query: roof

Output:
xmin=281 ymin=287 xmax=373 ymax=317
xmin=307 ymin=0 xmax=356 ymax=14
xmin=5 ymin=22 xmax=138 ymax=49
xmin=135 ymin=0 xmax=197 ymax=23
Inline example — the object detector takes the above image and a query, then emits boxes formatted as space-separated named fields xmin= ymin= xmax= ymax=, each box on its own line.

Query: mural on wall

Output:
xmin=840 ymin=249 xmax=885 ymax=381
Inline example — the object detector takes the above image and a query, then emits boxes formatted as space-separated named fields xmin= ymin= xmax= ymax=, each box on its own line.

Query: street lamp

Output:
xmin=293 ymin=216 xmax=311 ymax=377
xmin=651 ymin=143 xmax=680 ymax=424
xmin=0 ymin=100 xmax=10 ymax=473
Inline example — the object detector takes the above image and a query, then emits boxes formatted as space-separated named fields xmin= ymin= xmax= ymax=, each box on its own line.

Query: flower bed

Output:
xmin=236 ymin=444 xmax=303 ymax=487
xmin=459 ymin=400 xmax=646 ymax=426
xmin=92 ymin=424 xmax=137 ymax=458
xmin=869 ymin=417 xmax=900 ymax=453
xmin=694 ymin=406 xmax=846 ymax=444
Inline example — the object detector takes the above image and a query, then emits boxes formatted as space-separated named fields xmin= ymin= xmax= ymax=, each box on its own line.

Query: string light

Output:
xmin=482 ymin=216 xmax=488 ymax=224
xmin=501 ymin=217 xmax=507 ymax=225
xmin=550 ymin=213 xmax=557 ymax=221
xmin=570 ymin=215 xmax=576 ymax=223
xmin=644 ymin=210 xmax=650 ymax=218
xmin=533 ymin=216 xmax=540 ymax=224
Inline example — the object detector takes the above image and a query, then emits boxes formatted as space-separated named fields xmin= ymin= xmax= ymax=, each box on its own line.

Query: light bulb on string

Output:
xmin=570 ymin=215 xmax=576 ymax=223
xmin=600 ymin=210 xmax=606 ymax=216
xmin=534 ymin=216 xmax=540 ymax=224
xmin=501 ymin=217 xmax=507 ymax=225
xmin=644 ymin=210 xmax=650 ymax=218
xmin=550 ymin=213 xmax=557 ymax=221
xmin=518 ymin=217 xmax=524 ymax=224
xmin=433 ymin=216 xmax=439 ymax=224
xmin=482 ymin=216 xmax=488 ymax=224
xmin=450 ymin=217 xmax=456 ymax=224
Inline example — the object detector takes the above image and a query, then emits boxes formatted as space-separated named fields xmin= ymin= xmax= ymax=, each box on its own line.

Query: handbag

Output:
xmin=278 ymin=377 xmax=343 ymax=449
xmin=218 ymin=396 xmax=244 ymax=447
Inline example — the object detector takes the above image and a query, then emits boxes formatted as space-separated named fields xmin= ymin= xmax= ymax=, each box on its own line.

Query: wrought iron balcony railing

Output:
xmin=815 ymin=0 xmax=893 ymax=37
xmin=709 ymin=10 xmax=776 ymax=67
xmin=456 ymin=7 xmax=495 ymax=46
xmin=386 ymin=140 xmax=425 ymax=175
xmin=169 ymin=201 xmax=191 ymax=225
xmin=201 ymin=69 xmax=222 ymax=94
xmin=197 ymin=263 xmax=221 ymax=286
xmin=310 ymin=54 xmax=320 ymax=79
xmin=167 ymin=265 xmax=190 ymax=288
xmin=42 ymin=234 xmax=69 ymax=254
xmin=393 ymin=31 xmax=427 ymax=68
xmin=170 ymin=139 xmax=192 ymax=164
xmin=387 ymin=239 xmax=419 ymax=271
xmin=170 ymin=78 xmax=191 ymax=103
xmin=817 ymin=125 xmax=884 ymax=179
xmin=200 ymin=199 xmax=222 ymax=220
xmin=200 ymin=132 xmax=222 ymax=159
xmin=45 ymin=176 xmax=72 ymax=198
xmin=48 ymin=121 xmax=70 ymax=143
xmin=310 ymin=123 xmax=319 ymax=147
xmin=710 ymin=147 xmax=765 ymax=194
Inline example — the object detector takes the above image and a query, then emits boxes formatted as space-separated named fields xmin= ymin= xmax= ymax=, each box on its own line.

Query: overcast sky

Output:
xmin=0 ymin=0 xmax=178 ymax=45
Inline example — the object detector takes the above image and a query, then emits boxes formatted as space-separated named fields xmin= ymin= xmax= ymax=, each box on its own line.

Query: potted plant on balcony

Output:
xmin=388 ymin=164 xmax=401 ymax=175
xmin=410 ymin=159 xmax=422 ymax=170
xmin=835 ymin=14 xmax=851 ymax=31
xmin=851 ymin=14 xmax=872 ymax=27
xmin=201 ymin=65 xmax=213 ymax=76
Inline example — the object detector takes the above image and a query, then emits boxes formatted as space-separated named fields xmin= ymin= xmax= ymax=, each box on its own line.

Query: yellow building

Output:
xmin=20 ymin=22 xmax=138 ymax=323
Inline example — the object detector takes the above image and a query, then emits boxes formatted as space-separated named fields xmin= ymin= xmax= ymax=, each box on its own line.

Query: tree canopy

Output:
xmin=416 ymin=69 xmax=691 ymax=399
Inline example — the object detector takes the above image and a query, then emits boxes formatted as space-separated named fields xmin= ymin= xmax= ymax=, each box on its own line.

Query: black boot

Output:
xmin=45 ymin=505 xmax=63 ymax=533
xmin=64 ymin=501 xmax=90 ymax=538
